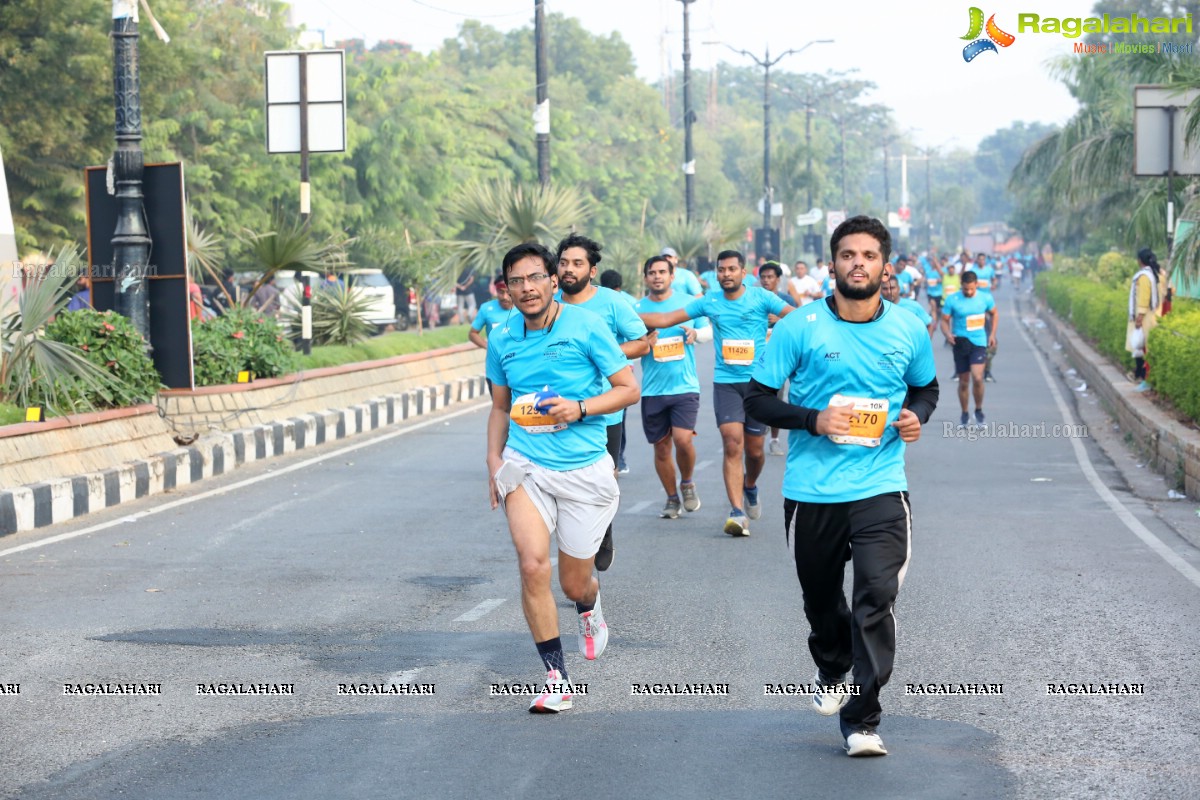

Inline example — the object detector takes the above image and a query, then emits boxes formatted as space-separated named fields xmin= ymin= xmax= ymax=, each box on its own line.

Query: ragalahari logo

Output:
xmin=962 ymin=7 xmax=1016 ymax=62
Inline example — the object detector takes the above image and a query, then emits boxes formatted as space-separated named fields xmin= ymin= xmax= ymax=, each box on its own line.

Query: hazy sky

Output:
xmin=287 ymin=0 xmax=1110 ymax=149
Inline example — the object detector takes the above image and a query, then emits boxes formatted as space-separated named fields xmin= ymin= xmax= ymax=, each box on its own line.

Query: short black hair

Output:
xmin=961 ymin=270 xmax=978 ymax=284
xmin=599 ymin=269 xmax=622 ymax=290
xmin=643 ymin=255 xmax=672 ymax=275
xmin=501 ymin=242 xmax=556 ymax=279
xmin=829 ymin=215 xmax=891 ymax=263
xmin=556 ymin=233 xmax=603 ymax=267
xmin=758 ymin=261 xmax=783 ymax=279
xmin=716 ymin=249 xmax=745 ymax=267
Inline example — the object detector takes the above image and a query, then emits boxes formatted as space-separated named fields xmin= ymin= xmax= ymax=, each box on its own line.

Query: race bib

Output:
xmin=978 ymin=279 xmax=991 ymax=289
xmin=652 ymin=335 xmax=685 ymax=363
xmin=722 ymin=338 xmax=755 ymax=366
xmin=965 ymin=313 xmax=986 ymax=332
xmin=926 ymin=277 xmax=939 ymax=286
xmin=510 ymin=392 xmax=567 ymax=434
xmin=944 ymin=285 xmax=959 ymax=296
xmin=827 ymin=394 xmax=889 ymax=448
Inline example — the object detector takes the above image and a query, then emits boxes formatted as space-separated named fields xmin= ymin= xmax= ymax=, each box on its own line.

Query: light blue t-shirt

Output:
xmin=485 ymin=304 xmax=629 ymax=472
xmin=896 ymin=297 xmax=933 ymax=327
xmin=896 ymin=269 xmax=915 ymax=296
xmin=753 ymin=299 xmax=936 ymax=504
xmin=699 ymin=270 xmax=717 ymax=292
xmin=634 ymin=291 xmax=700 ymax=397
xmin=557 ymin=286 xmax=648 ymax=426
xmin=942 ymin=291 xmax=995 ymax=347
xmin=671 ymin=269 xmax=704 ymax=297
xmin=471 ymin=299 xmax=513 ymax=333
xmin=971 ymin=264 xmax=996 ymax=293
xmin=683 ymin=286 xmax=785 ymax=384
xmin=743 ymin=273 xmax=760 ymax=288
xmin=923 ymin=262 xmax=942 ymax=298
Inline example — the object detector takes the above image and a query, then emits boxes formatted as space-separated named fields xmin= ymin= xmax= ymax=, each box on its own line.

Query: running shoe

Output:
xmin=617 ymin=463 xmax=630 ymax=475
xmin=984 ymin=372 xmax=996 ymax=383
xmin=595 ymin=527 xmax=614 ymax=572
xmin=768 ymin=438 xmax=784 ymax=456
xmin=528 ymin=668 xmax=573 ymax=713
xmin=812 ymin=671 xmax=851 ymax=716
xmin=974 ymin=410 xmax=985 ymax=425
xmin=660 ymin=497 xmax=682 ymax=519
xmin=723 ymin=512 xmax=749 ymax=537
xmin=959 ymin=411 xmax=969 ymax=427
xmin=844 ymin=730 xmax=888 ymax=757
xmin=680 ymin=483 xmax=701 ymax=512
xmin=1135 ymin=380 xmax=1150 ymax=392
xmin=578 ymin=594 xmax=608 ymax=660
xmin=743 ymin=485 xmax=761 ymax=520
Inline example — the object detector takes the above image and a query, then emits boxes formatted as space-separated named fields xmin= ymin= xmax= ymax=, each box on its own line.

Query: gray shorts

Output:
xmin=713 ymin=382 xmax=766 ymax=437
xmin=493 ymin=447 xmax=619 ymax=559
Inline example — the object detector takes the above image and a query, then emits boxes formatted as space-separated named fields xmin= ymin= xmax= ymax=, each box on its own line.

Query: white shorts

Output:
xmin=494 ymin=447 xmax=620 ymax=559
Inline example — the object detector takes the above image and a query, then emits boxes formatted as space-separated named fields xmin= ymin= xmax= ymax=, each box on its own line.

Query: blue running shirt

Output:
xmin=896 ymin=297 xmax=933 ymax=327
xmin=634 ymin=292 xmax=700 ymax=397
xmin=972 ymin=264 xmax=996 ymax=293
xmin=942 ymin=291 xmax=995 ymax=347
xmin=923 ymin=261 xmax=943 ymax=298
xmin=472 ymin=299 xmax=513 ymax=333
xmin=684 ymin=287 xmax=786 ymax=384
xmin=753 ymin=300 xmax=936 ymax=503
xmin=486 ymin=304 xmax=629 ymax=471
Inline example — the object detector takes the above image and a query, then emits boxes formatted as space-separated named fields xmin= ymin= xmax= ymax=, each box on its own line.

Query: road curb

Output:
xmin=0 ymin=376 xmax=488 ymax=537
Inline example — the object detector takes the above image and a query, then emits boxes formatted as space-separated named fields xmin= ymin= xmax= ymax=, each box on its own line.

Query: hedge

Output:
xmin=1037 ymin=271 xmax=1200 ymax=421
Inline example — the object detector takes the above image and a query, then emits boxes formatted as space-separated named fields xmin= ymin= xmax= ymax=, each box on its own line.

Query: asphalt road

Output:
xmin=2 ymin=286 xmax=1198 ymax=799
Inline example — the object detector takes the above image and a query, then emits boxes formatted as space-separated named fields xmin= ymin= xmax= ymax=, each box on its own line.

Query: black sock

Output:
xmin=575 ymin=584 xmax=597 ymax=615
xmin=535 ymin=637 xmax=567 ymax=679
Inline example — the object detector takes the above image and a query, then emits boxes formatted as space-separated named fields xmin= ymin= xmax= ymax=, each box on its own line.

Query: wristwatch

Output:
xmin=578 ymin=400 xmax=588 ymax=419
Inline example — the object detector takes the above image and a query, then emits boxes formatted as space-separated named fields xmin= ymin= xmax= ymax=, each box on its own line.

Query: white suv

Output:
xmin=276 ymin=268 xmax=397 ymax=334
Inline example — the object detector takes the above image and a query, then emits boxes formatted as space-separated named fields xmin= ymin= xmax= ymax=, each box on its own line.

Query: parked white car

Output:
xmin=275 ymin=268 xmax=397 ymax=334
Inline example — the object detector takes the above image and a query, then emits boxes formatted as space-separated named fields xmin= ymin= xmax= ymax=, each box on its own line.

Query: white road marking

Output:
xmin=0 ymin=401 xmax=491 ymax=559
xmin=624 ymin=500 xmax=653 ymax=515
xmin=1018 ymin=299 xmax=1200 ymax=590
xmin=454 ymin=598 xmax=507 ymax=622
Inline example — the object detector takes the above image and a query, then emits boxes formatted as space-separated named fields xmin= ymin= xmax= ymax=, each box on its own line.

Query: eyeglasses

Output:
xmin=506 ymin=273 xmax=551 ymax=289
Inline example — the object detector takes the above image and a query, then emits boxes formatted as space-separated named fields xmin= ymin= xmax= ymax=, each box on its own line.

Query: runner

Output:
xmin=788 ymin=260 xmax=823 ymax=306
xmin=758 ymin=261 xmax=799 ymax=456
xmin=634 ymin=255 xmax=703 ymax=519
xmin=486 ymin=242 xmax=639 ymax=713
xmin=556 ymin=234 xmax=652 ymax=569
xmin=882 ymin=274 xmax=934 ymax=336
xmin=940 ymin=270 xmax=997 ymax=427
xmin=638 ymin=249 xmax=794 ymax=536
xmin=468 ymin=275 xmax=513 ymax=349
xmin=972 ymin=253 xmax=999 ymax=382
xmin=922 ymin=253 xmax=944 ymax=323
xmin=744 ymin=214 xmax=939 ymax=758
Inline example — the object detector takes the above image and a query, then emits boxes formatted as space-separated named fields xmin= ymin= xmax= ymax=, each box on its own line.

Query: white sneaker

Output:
xmin=768 ymin=438 xmax=784 ymax=456
xmin=844 ymin=730 xmax=888 ymax=757
xmin=812 ymin=672 xmax=850 ymax=716
xmin=578 ymin=594 xmax=608 ymax=660
xmin=528 ymin=668 xmax=573 ymax=713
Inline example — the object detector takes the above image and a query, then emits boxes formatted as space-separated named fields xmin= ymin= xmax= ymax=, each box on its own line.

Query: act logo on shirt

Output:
xmin=824 ymin=352 xmax=841 ymax=362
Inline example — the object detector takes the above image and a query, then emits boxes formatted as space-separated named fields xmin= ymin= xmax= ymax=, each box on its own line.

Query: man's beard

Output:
xmin=558 ymin=274 xmax=589 ymax=295
xmin=835 ymin=271 xmax=882 ymax=300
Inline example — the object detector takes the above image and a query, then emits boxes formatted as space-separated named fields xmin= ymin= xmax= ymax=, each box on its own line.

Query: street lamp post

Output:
xmin=706 ymin=39 xmax=833 ymax=249
xmin=534 ymin=0 xmax=550 ymax=186
xmin=679 ymin=0 xmax=697 ymax=224
xmin=111 ymin=3 xmax=152 ymax=347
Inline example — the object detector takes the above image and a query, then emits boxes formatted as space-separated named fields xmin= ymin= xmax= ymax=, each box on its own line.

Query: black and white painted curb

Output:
xmin=0 ymin=377 xmax=488 ymax=537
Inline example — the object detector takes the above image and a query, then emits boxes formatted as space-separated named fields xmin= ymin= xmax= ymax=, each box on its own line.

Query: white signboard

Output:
xmin=1134 ymin=85 xmax=1200 ymax=176
xmin=0 ymin=142 xmax=18 ymax=304
xmin=265 ymin=50 xmax=346 ymax=154
xmin=796 ymin=207 xmax=823 ymax=226
xmin=825 ymin=210 xmax=847 ymax=235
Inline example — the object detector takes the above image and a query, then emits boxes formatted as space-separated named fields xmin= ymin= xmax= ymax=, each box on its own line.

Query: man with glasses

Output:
xmin=487 ymin=242 xmax=640 ymax=713
xmin=638 ymin=249 xmax=793 ymax=537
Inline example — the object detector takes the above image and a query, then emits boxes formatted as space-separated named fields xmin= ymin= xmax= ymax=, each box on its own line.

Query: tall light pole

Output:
xmin=534 ymin=0 xmax=550 ymax=185
xmin=680 ymin=0 xmax=697 ymax=223
xmin=706 ymin=39 xmax=833 ymax=250
xmin=111 ymin=1 xmax=152 ymax=346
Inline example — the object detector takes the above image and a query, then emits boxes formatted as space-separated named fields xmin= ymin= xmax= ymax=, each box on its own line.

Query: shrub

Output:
xmin=191 ymin=308 xmax=296 ymax=387
xmin=44 ymin=309 xmax=163 ymax=408
xmin=282 ymin=285 xmax=374 ymax=346
xmin=1148 ymin=299 xmax=1200 ymax=421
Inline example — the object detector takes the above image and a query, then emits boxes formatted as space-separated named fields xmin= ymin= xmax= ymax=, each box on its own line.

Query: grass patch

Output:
xmin=296 ymin=325 xmax=473 ymax=370
xmin=0 ymin=402 xmax=29 ymax=426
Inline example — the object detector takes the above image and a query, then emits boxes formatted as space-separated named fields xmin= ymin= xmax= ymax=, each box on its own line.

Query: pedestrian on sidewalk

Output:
xmin=1126 ymin=248 xmax=1164 ymax=392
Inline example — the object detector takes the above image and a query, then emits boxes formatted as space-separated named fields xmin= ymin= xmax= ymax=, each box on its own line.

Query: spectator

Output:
xmin=249 ymin=274 xmax=282 ymax=317
xmin=217 ymin=268 xmax=238 ymax=310
xmin=1126 ymin=247 xmax=1164 ymax=392
xmin=319 ymin=271 xmax=344 ymax=292
xmin=455 ymin=264 xmax=477 ymax=324
xmin=66 ymin=275 xmax=91 ymax=311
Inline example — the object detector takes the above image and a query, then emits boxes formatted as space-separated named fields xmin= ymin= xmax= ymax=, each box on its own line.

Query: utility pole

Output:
xmin=534 ymin=0 xmax=550 ymax=186
xmin=680 ymin=0 xmax=696 ymax=223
